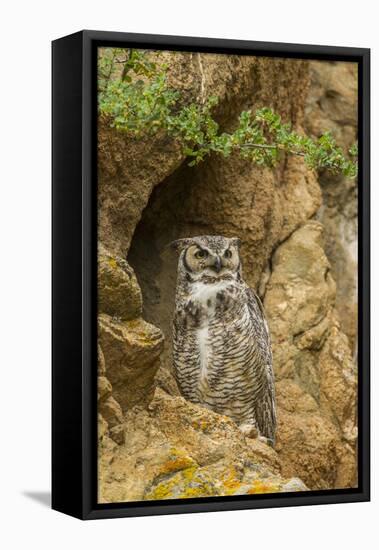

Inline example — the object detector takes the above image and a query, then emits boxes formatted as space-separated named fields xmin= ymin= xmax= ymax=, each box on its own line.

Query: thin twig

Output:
xmin=197 ymin=141 xmax=306 ymax=158
xmin=236 ymin=143 xmax=306 ymax=157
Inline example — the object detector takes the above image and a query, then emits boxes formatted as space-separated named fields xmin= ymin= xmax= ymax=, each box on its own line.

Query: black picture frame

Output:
xmin=52 ymin=30 xmax=370 ymax=520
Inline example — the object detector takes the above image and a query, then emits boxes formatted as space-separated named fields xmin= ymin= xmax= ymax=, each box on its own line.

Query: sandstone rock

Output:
xmin=305 ymin=61 xmax=358 ymax=351
xmin=97 ymin=249 xmax=160 ymax=431
xmin=275 ymin=392 xmax=342 ymax=489
xmin=305 ymin=61 xmax=358 ymax=150
xmin=97 ymin=375 xmax=112 ymax=401
xmin=98 ymin=358 xmax=127 ymax=444
xmin=319 ymin=325 xmax=358 ymax=445
xmin=98 ymin=389 xmax=308 ymax=503
xmin=154 ymin=364 xmax=181 ymax=397
xmin=109 ymin=424 xmax=126 ymax=446
xmin=98 ymin=245 xmax=142 ymax=320
xmin=98 ymin=413 xmax=109 ymax=442
xmin=264 ymin=221 xmax=357 ymax=489
xmin=98 ymin=344 xmax=106 ymax=375
xmin=98 ymin=313 xmax=164 ymax=411
xmin=264 ymin=221 xmax=335 ymax=387
xmin=99 ymin=396 xmax=124 ymax=429
xmin=280 ymin=478 xmax=308 ymax=493
xmin=98 ymin=124 xmax=183 ymax=257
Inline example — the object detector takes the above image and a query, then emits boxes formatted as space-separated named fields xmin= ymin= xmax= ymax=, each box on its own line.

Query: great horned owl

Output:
xmin=170 ymin=235 xmax=276 ymax=444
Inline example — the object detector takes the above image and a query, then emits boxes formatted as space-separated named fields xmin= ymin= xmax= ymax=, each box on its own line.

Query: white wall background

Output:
xmin=1 ymin=0 xmax=376 ymax=547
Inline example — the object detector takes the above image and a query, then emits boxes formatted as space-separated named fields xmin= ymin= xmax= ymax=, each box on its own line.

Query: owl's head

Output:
xmin=170 ymin=235 xmax=242 ymax=283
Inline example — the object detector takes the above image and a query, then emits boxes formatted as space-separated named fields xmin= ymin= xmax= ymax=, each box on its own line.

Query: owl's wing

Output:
xmin=246 ymin=287 xmax=277 ymax=444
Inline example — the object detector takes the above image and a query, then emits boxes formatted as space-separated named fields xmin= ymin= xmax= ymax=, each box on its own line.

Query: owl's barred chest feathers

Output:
xmin=188 ymin=279 xmax=248 ymax=381
xmin=171 ymin=235 xmax=276 ymax=444
xmin=174 ymin=278 xmax=265 ymax=417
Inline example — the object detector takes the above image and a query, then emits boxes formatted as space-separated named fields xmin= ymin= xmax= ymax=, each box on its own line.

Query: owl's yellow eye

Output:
xmin=224 ymin=249 xmax=232 ymax=258
xmin=195 ymin=249 xmax=208 ymax=259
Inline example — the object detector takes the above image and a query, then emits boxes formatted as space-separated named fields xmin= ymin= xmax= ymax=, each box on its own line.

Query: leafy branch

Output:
xmin=98 ymin=49 xmax=358 ymax=178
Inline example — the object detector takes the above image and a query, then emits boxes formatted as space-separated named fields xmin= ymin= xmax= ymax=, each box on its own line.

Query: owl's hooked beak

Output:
xmin=211 ymin=255 xmax=222 ymax=273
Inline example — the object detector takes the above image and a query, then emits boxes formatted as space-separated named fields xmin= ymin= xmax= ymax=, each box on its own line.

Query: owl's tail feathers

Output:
xmin=255 ymin=393 xmax=277 ymax=447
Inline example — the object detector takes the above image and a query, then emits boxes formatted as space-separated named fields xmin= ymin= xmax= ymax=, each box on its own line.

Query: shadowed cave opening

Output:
xmin=127 ymin=160 xmax=202 ymax=374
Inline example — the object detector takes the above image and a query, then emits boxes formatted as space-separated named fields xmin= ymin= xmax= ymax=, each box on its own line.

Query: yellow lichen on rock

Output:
xmin=145 ymin=466 xmax=219 ymax=500
xmin=246 ymin=480 xmax=280 ymax=494
xmin=157 ymin=448 xmax=197 ymax=477
xmin=219 ymin=466 xmax=243 ymax=495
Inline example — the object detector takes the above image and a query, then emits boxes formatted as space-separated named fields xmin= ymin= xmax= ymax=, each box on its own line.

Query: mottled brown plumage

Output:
xmin=170 ymin=235 xmax=276 ymax=444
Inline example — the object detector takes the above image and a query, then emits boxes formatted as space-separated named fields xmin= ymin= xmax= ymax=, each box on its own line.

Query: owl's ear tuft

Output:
xmin=167 ymin=238 xmax=194 ymax=252
xmin=230 ymin=237 xmax=241 ymax=249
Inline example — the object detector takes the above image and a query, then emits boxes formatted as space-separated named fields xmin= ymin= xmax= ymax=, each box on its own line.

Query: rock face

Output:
xmin=98 ymin=244 xmax=142 ymax=321
xmin=97 ymin=51 xmax=358 ymax=501
xmin=264 ymin=221 xmax=357 ymax=488
xmin=97 ymin=247 xmax=164 ymax=445
xmin=305 ymin=61 xmax=358 ymax=352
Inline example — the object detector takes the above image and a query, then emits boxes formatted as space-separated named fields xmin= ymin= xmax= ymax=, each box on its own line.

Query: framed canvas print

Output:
xmin=52 ymin=30 xmax=370 ymax=520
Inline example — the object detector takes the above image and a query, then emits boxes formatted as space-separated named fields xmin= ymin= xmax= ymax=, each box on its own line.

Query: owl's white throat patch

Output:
xmin=190 ymin=280 xmax=231 ymax=382
xmin=190 ymin=280 xmax=231 ymax=312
